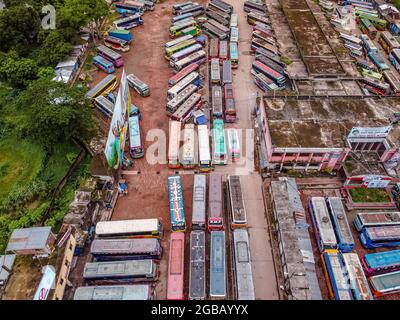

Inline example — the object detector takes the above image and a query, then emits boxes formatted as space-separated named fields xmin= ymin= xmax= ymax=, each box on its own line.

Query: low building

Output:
xmin=258 ymin=97 xmax=400 ymax=172
xmin=6 ymin=227 xmax=56 ymax=256
xmin=270 ymin=178 xmax=322 ymax=300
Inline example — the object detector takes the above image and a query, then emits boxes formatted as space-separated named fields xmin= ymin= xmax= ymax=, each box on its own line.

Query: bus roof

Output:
xmin=85 ymin=75 xmax=117 ymax=99
xmin=182 ymin=124 xmax=195 ymax=160
xmin=168 ymin=175 xmax=185 ymax=225
xmin=192 ymin=175 xmax=206 ymax=224
xmin=230 ymin=42 xmax=238 ymax=59
xmin=228 ymin=175 xmax=247 ymax=223
xmin=83 ymin=260 xmax=154 ymax=278
xmin=95 ymin=219 xmax=159 ymax=236
xmin=323 ymin=251 xmax=353 ymax=300
xmin=311 ymin=197 xmax=337 ymax=247
xmin=327 ymin=197 xmax=354 ymax=246
xmin=198 ymin=125 xmax=211 ymax=162
xmin=74 ymin=285 xmax=152 ymax=300
xmin=129 ymin=115 xmax=141 ymax=148
xmin=364 ymin=249 xmax=400 ymax=269
xmin=90 ymin=238 xmax=159 ymax=255
xmin=210 ymin=231 xmax=226 ymax=297
xmin=167 ymin=232 xmax=185 ymax=300
xmin=356 ymin=212 xmax=400 ymax=227
xmin=209 ymin=172 xmax=223 ymax=219
xmin=213 ymin=118 xmax=226 ymax=154
xmin=370 ymin=270 xmax=400 ymax=292
xmin=366 ymin=225 xmax=400 ymax=241
xmin=168 ymin=121 xmax=181 ymax=159
xmin=189 ymin=230 xmax=206 ymax=299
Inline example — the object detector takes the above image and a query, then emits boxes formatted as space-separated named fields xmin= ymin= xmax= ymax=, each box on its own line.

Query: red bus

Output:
xmin=167 ymin=232 xmax=185 ymax=300
xmin=168 ymin=63 xmax=199 ymax=86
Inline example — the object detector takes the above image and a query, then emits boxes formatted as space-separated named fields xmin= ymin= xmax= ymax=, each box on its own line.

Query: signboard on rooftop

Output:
xmin=348 ymin=126 xmax=392 ymax=139
xmin=33 ymin=265 xmax=56 ymax=300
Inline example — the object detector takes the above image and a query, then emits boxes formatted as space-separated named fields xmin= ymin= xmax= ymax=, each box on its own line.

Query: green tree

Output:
xmin=0 ymin=52 xmax=39 ymax=88
xmin=36 ymin=30 xmax=72 ymax=66
xmin=15 ymin=78 xmax=97 ymax=149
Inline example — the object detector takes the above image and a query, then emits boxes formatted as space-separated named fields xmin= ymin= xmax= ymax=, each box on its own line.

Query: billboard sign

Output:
xmin=348 ymin=126 xmax=392 ymax=139
xmin=362 ymin=175 xmax=390 ymax=188
xmin=33 ymin=265 xmax=56 ymax=300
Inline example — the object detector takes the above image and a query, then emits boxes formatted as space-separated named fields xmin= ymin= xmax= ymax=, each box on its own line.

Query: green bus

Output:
xmin=357 ymin=13 xmax=387 ymax=30
xmin=170 ymin=20 xmax=197 ymax=38
xmin=164 ymin=39 xmax=197 ymax=59
xmin=212 ymin=119 xmax=227 ymax=165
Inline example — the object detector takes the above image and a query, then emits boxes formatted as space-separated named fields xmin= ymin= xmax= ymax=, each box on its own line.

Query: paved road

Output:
xmin=214 ymin=0 xmax=279 ymax=300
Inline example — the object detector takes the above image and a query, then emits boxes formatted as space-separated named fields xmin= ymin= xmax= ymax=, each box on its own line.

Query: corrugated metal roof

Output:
xmin=0 ymin=254 xmax=16 ymax=284
xmin=6 ymin=227 xmax=51 ymax=252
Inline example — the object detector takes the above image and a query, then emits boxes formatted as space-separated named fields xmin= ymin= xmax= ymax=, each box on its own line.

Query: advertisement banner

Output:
xmin=104 ymin=69 xmax=130 ymax=169
xmin=348 ymin=126 xmax=392 ymax=139
xmin=33 ymin=265 xmax=55 ymax=300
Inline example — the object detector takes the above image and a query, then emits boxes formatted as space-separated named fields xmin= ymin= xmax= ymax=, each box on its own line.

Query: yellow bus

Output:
xmin=85 ymin=75 xmax=118 ymax=102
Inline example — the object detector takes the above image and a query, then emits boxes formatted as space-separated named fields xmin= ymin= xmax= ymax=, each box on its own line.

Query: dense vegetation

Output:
xmin=349 ymin=188 xmax=391 ymax=203
xmin=0 ymin=0 xmax=108 ymax=252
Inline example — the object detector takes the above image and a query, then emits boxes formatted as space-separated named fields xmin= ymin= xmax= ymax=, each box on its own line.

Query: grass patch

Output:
xmin=349 ymin=188 xmax=391 ymax=203
xmin=0 ymin=137 xmax=44 ymax=204
xmin=280 ymin=55 xmax=293 ymax=65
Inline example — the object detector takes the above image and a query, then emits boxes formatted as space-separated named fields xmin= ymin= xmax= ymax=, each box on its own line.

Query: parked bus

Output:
xmin=353 ymin=212 xmax=400 ymax=232
xmin=230 ymin=13 xmax=238 ymax=28
xmin=172 ymin=12 xmax=194 ymax=24
xmin=252 ymin=30 xmax=276 ymax=46
xmin=383 ymin=70 xmax=400 ymax=95
xmin=172 ymin=2 xmax=194 ymax=14
xmin=209 ymin=38 xmax=219 ymax=59
xmin=211 ymin=85 xmax=223 ymax=118
xmin=90 ymin=238 xmax=162 ymax=261
xmin=389 ymin=48 xmax=400 ymax=72
xmin=180 ymin=25 xmax=201 ymax=37
xmin=251 ymin=38 xmax=278 ymax=55
xmin=254 ymin=71 xmax=279 ymax=92
xmin=253 ymin=22 xmax=274 ymax=36
xmin=113 ymin=14 xmax=143 ymax=30
xmin=357 ymin=13 xmax=387 ymax=30
xmin=168 ymin=63 xmax=199 ymax=86
xmin=255 ymin=47 xmax=285 ymax=67
xmin=208 ymin=172 xmax=223 ymax=230
xmin=243 ymin=0 xmax=267 ymax=14
xmin=233 ymin=229 xmax=255 ymax=300
xmin=222 ymin=60 xmax=232 ymax=84
xmin=171 ymin=92 xmax=202 ymax=122
xmin=170 ymin=19 xmax=197 ymax=38
xmin=226 ymin=128 xmax=240 ymax=162
xmin=360 ymin=225 xmax=400 ymax=249
xmin=362 ymin=249 xmax=400 ymax=276
xmin=340 ymin=33 xmax=362 ymax=45
xmin=227 ymin=175 xmax=247 ymax=228
xmin=97 ymin=45 xmax=124 ymax=68
xmin=326 ymin=197 xmax=355 ymax=252
xmin=369 ymin=271 xmax=400 ymax=297
xmin=94 ymin=96 xmax=114 ymax=118
xmin=180 ymin=124 xmax=197 ymax=168
xmin=169 ymin=44 xmax=203 ymax=63
xmin=83 ymin=260 xmax=158 ymax=284
xmin=209 ymin=0 xmax=232 ymax=14
xmin=355 ymin=57 xmax=378 ymax=72
xmin=177 ymin=4 xmax=204 ymax=17
xmin=167 ymin=71 xmax=200 ymax=100
xmin=252 ymin=60 xmax=285 ymax=87
xmin=210 ymin=58 xmax=221 ymax=84
xmin=168 ymin=121 xmax=181 ymax=168
xmin=104 ymin=36 xmax=130 ymax=53
xmin=202 ymin=22 xmax=228 ymax=40
xmin=168 ymin=175 xmax=186 ymax=232
xmin=93 ymin=55 xmax=115 ymax=74
xmin=127 ymin=73 xmax=150 ymax=97
xmin=74 ymin=284 xmax=155 ymax=300
xmin=210 ymin=231 xmax=226 ymax=299
xmin=308 ymin=197 xmax=338 ymax=252
xmin=107 ymin=29 xmax=132 ymax=43
xmin=128 ymin=113 xmax=144 ymax=158
xmin=359 ymin=18 xmax=378 ymax=39
xmin=342 ymin=253 xmax=374 ymax=300
xmin=115 ymin=2 xmax=144 ymax=15
xmin=165 ymin=34 xmax=194 ymax=49
xmin=165 ymin=39 xmax=197 ymax=58
xmin=191 ymin=175 xmax=207 ymax=229
xmin=208 ymin=19 xmax=230 ymax=34
xmin=189 ymin=231 xmax=206 ymax=300
xmin=197 ymin=125 xmax=211 ymax=172
xmin=379 ymin=31 xmax=400 ymax=54
xmin=206 ymin=10 xmax=229 ymax=26
xmin=360 ymin=76 xmax=391 ymax=95
xmin=95 ymin=219 xmax=163 ymax=239
xmin=212 ymin=119 xmax=227 ymax=165
xmin=167 ymin=84 xmax=198 ymax=114
xmin=359 ymin=34 xmax=377 ymax=54
xmin=85 ymin=75 xmax=117 ymax=101
xmin=167 ymin=232 xmax=185 ymax=300
xmin=230 ymin=42 xmax=239 ymax=68
xmin=172 ymin=50 xmax=206 ymax=71
xmin=230 ymin=27 xmax=239 ymax=43
xmin=224 ymin=83 xmax=236 ymax=122
xmin=206 ymin=7 xmax=230 ymax=21
xmin=321 ymin=251 xmax=353 ymax=300
xmin=255 ymin=54 xmax=285 ymax=76
xmin=247 ymin=12 xmax=271 ymax=26
xmin=136 ymin=0 xmax=154 ymax=11
xmin=219 ymin=40 xmax=228 ymax=61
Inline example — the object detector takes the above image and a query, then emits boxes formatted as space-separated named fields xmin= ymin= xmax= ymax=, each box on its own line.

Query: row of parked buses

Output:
xmin=308 ymin=196 xmax=400 ymax=298
xmin=243 ymin=2 xmax=288 ymax=91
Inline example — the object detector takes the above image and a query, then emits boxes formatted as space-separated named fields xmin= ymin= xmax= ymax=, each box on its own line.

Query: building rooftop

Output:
xmin=264 ymin=98 xmax=400 ymax=149
xmin=6 ymin=227 xmax=52 ymax=252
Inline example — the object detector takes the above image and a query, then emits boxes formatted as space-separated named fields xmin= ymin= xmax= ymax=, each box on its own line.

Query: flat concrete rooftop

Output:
xmin=264 ymin=98 xmax=400 ymax=149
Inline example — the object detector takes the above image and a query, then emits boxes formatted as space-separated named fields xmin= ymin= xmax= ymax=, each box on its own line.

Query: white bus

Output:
xmin=210 ymin=58 xmax=221 ymax=84
xmin=166 ymin=84 xmax=198 ymax=114
xmin=227 ymin=128 xmax=240 ymax=162
xmin=340 ymin=32 xmax=362 ymax=46
xmin=192 ymin=175 xmax=206 ymax=229
xmin=180 ymin=124 xmax=197 ymax=168
xmin=95 ymin=219 xmax=163 ymax=238
xmin=74 ymin=284 xmax=156 ymax=300
xmin=94 ymin=96 xmax=114 ymax=118
xmin=230 ymin=14 xmax=238 ymax=28
xmin=197 ymin=125 xmax=212 ymax=171
xmin=208 ymin=18 xmax=230 ymax=34
xmin=172 ymin=49 xmax=206 ymax=71
xmin=168 ymin=120 xmax=182 ymax=168
xmin=165 ymin=34 xmax=194 ymax=49
xmin=169 ymin=44 xmax=203 ymax=63
xmin=170 ymin=92 xmax=202 ymax=122
xmin=167 ymin=71 xmax=200 ymax=100
xmin=212 ymin=85 xmax=223 ymax=118
xmin=230 ymin=27 xmax=239 ymax=43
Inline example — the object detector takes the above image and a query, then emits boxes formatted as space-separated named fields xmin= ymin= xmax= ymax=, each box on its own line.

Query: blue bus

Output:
xmin=360 ymin=225 xmax=400 ymax=249
xmin=321 ymin=251 xmax=353 ymax=300
xmin=115 ymin=3 xmax=144 ymax=15
xmin=362 ymin=249 xmax=400 ymax=276
xmin=368 ymin=51 xmax=390 ymax=71
xmin=168 ymin=175 xmax=186 ymax=232
xmin=210 ymin=231 xmax=226 ymax=299
xmin=389 ymin=48 xmax=400 ymax=73
xmin=326 ymin=197 xmax=355 ymax=252
xmin=93 ymin=55 xmax=115 ymax=73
